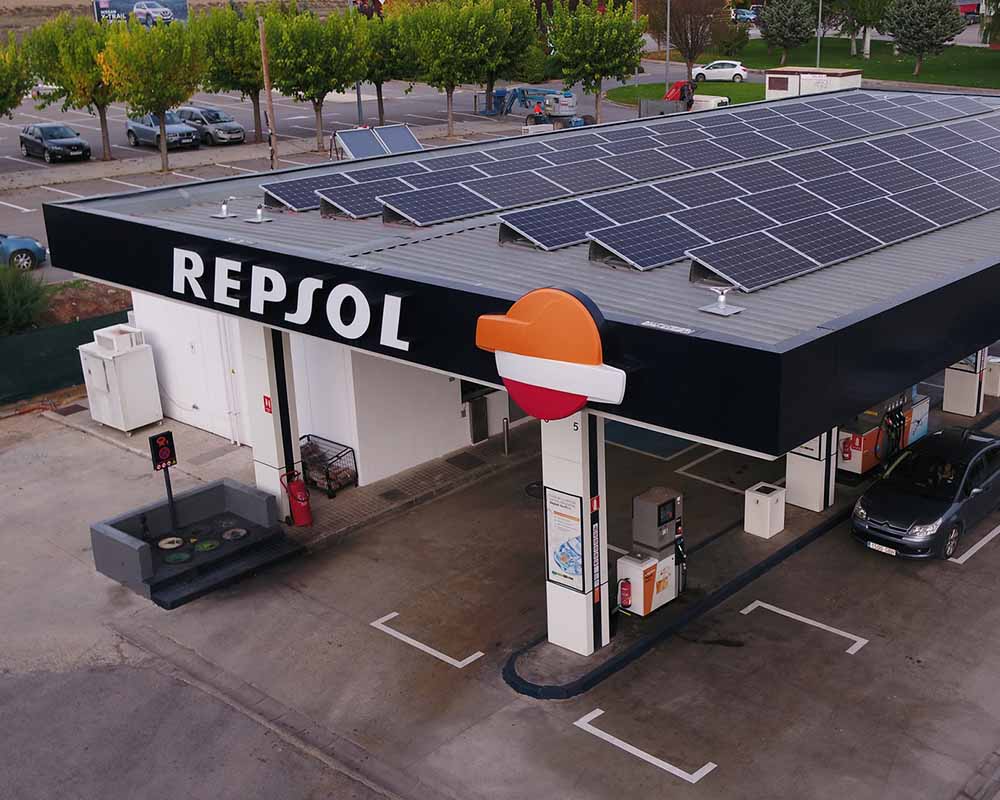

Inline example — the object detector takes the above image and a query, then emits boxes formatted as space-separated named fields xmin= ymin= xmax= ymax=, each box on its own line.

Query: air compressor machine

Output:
xmin=617 ymin=487 xmax=687 ymax=616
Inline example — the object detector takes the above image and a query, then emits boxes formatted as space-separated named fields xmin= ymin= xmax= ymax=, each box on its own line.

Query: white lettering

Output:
xmin=326 ymin=284 xmax=371 ymax=340
xmin=380 ymin=295 xmax=410 ymax=352
xmin=285 ymin=277 xmax=324 ymax=324
xmin=250 ymin=265 xmax=287 ymax=315
xmin=172 ymin=248 xmax=207 ymax=299
xmin=214 ymin=257 xmax=241 ymax=308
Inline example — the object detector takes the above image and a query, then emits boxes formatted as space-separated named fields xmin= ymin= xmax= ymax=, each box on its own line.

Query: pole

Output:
xmin=815 ymin=0 xmax=823 ymax=68
xmin=664 ymin=0 xmax=671 ymax=87
xmin=503 ymin=417 xmax=510 ymax=456
xmin=163 ymin=467 xmax=179 ymax=533
xmin=350 ymin=1 xmax=364 ymax=126
xmin=258 ymin=16 xmax=279 ymax=170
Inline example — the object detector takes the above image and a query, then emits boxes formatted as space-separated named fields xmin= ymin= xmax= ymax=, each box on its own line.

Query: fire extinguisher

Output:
xmin=281 ymin=471 xmax=313 ymax=527
xmin=619 ymin=578 xmax=632 ymax=610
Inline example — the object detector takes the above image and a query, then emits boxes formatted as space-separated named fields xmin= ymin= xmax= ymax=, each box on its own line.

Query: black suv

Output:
xmin=852 ymin=428 xmax=1000 ymax=559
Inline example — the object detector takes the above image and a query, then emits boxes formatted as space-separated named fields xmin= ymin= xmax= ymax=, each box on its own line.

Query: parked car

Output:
xmin=133 ymin=1 xmax=174 ymax=25
xmin=0 ymin=234 xmax=47 ymax=271
xmin=732 ymin=8 xmax=757 ymax=23
xmin=19 ymin=124 xmax=91 ymax=163
xmin=177 ymin=107 xmax=246 ymax=145
xmin=852 ymin=428 xmax=1000 ymax=560
xmin=126 ymin=112 xmax=199 ymax=150
xmin=692 ymin=60 xmax=749 ymax=83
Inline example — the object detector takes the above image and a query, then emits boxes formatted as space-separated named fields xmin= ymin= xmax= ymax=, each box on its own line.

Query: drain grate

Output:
xmin=53 ymin=404 xmax=86 ymax=417
xmin=379 ymin=488 xmax=409 ymax=503
xmin=445 ymin=452 xmax=486 ymax=471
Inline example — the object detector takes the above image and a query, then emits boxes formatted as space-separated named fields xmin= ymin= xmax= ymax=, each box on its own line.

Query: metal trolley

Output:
xmin=299 ymin=434 xmax=358 ymax=498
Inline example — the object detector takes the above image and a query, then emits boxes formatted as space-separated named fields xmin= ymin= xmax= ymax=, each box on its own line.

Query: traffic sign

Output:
xmin=149 ymin=431 xmax=178 ymax=471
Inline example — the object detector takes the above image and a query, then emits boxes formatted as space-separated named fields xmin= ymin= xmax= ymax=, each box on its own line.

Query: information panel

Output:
xmin=93 ymin=0 xmax=189 ymax=24
xmin=544 ymin=487 xmax=585 ymax=592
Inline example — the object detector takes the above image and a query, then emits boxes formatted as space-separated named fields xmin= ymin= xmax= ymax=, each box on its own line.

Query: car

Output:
xmin=133 ymin=1 xmax=173 ymax=26
xmin=852 ymin=428 xmax=1000 ymax=560
xmin=965 ymin=11 xmax=981 ymax=24
xmin=19 ymin=124 xmax=91 ymax=163
xmin=126 ymin=112 xmax=199 ymax=150
xmin=0 ymin=234 xmax=47 ymax=271
xmin=732 ymin=8 xmax=757 ymax=22
xmin=177 ymin=107 xmax=246 ymax=145
xmin=692 ymin=60 xmax=749 ymax=83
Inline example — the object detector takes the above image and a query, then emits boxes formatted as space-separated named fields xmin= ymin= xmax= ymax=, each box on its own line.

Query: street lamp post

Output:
xmin=816 ymin=0 xmax=823 ymax=68
xmin=664 ymin=0 xmax=671 ymax=88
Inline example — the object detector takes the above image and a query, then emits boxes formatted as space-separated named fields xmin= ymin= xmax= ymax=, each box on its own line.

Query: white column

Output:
xmin=238 ymin=320 xmax=301 ymax=518
xmin=785 ymin=428 xmax=838 ymax=513
xmin=541 ymin=412 xmax=611 ymax=656
xmin=943 ymin=349 xmax=987 ymax=417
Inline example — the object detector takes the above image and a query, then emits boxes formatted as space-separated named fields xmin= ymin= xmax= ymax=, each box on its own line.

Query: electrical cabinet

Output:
xmin=79 ymin=324 xmax=163 ymax=433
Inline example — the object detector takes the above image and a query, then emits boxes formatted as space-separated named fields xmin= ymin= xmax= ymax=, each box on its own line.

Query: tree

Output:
xmin=0 ymin=34 xmax=34 ymax=122
xmin=883 ymin=0 xmax=963 ymax=76
xmin=642 ymin=0 xmax=667 ymax=50
xmin=982 ymin=0 xmax=999 ymax=45
xmin=669 ymin=0 xmax=725 ymax=81
xmin=102 ymin=19 xmax=205 ymax=172
xmin=759 ymin=0 xmax=814 ymax=66
xmin=846 ymin=0 xmax=892 ymax=59
xmin=477 ymin=0 xmax=536 ymax=112
xmin=25 ymin=15 xmax=119 ymax=161
xmin=710 ymin=18 xmax=751 ymax=58
xmin=268 ymin=11 xmax=366 ymax=151
xmin=547 ymin=0 xmax=645 ymax=123
xmin=362 ymin=14 xmax=412 ymax=126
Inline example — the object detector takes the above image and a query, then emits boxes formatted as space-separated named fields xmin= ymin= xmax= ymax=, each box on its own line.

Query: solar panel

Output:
xmin=261 ymin=173 xmax=354 ymax=211
xmin=741 ymin=114 xmax=801 ymax=130
xmin=757 ymin=125 xmax=830 ymax=149
xmin=947 ymin=119 xmax=998 ymax=141
xmin=909 ymin=101 xmax=962 ymax=121
xmin=903 ymin=151 xmax=976 ymax=181
xmin=686 ymin=232 xmax=817 ymax=292
xmin=838 ymin=112 xmax=902 ymax=133
xmin=858 ymin=99 xmax=897 ymax=112
xmin=892 ymin=184 xmax=984 ymax=225
xmin=806 ymin=97 xmax=850 ymax=111
xmin=825 ymin=142 xmax=895 ymax=169
xmin=598 ymin=137 xmax=660 ymax=155
xmin=672 ymin=199 xmax=776 ymax=242
xmin=875 ymin=106 xmax=934 ymax=127
xmin=776 ymin=109 xmax=832 ymax=124
xmin=741 ymin=184 xmax=836 ymax=224
xmin=336 ymin=128 xmax=387 ymax=158
xmin=836 ymin=93 xmax=877 ymax=105
xmin=832 ymin=198 xmax=936 ymax=244
xmin=802 ymin=118 xmax=866 ymax=141
xmin=347 ymin=161 xmax=428 ymax=183
xmin=646 ymin=119 xmax=701 ymax=134
xmin=721 ymin=161 xmax=800 ymax=193
xmin=464 ymin=172 xmax=567 ymax=207
xmin=854 ymin=161 xmax=932 ymax=193
xmin=670 ymin=140 xmax=741 ymax=168
xmin=800 ymin=172 xmax=889 ymax=207
xmin=768 ymin=214 xmax=882 ymax=264
xmin=705 ymin=122 xmax=757 ymax=138
xmin=776 ymin=151 xmax=848 ymax=180
xmin=733 ymin=108 xmax=784 ymax=123
xmin=652 ymin=129 xmax=712 ymax=146
xmin=498 ymin=201 xmax=611 ymax=250
xmin=475 ymin=155 xmax=553 ymax=176
xmin=985 ymin=135 xmax=1000 ymax=153
xmin=711 ymin=132 xmax=789 ymax=158
xmin=379 ymin=183 xmax=498 ymax=225
xmin=948 ymin=142 xmax=1000 ymax=169
xmin=597 ymin=126 xmax=655 ymax=141
xmin=373 ymin=124 xmax=422 ymax=154
xmin=909 ymin=126 xmax=970 ymax=149
xmin=401 ymin=165 xmax=487 ymax=189
xmin=886 ymin=94 xmax=928 ymax=106
xmin=490 ymin=141 xmax=554 ymax=159
xmin=772 ymin=102 xmax=815 ymax=115
xmin=600 ymin=150 xmax=686 ymax=180
xmin=655 ymin=172 xmax=746 ymax=208
xmin=545 ymin=133 xmax=608 ymax=150
xmin=423 ymin=151 xmax=495 ymax=171
xmin=542 ymin=144 xmax=614 ymax=165
xmin=581 ymin=185 xmax=683 ymax=223
xmin=940 ymin=96 xmax=994 ymax=115
xmin=587 ymin=215 xmax=709 ymax=270
xmin=869 ymin=134 xmax=936 ymax=159
xmin=317 ymin=178 xmax=412 ymax=218
xmin=538 ymin=160 xmax=630 ymax=193
xmin=691 ymin=113 xmax=742 ymax=128
xmin=942 ymin=172 xmax=1000 ymax=210
xmin=984 ymin=115 xmax=1000 ymax=132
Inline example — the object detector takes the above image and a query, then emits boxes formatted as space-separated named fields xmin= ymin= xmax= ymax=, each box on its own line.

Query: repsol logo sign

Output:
xmin=172 ymin=248 xmax=410 ymax=352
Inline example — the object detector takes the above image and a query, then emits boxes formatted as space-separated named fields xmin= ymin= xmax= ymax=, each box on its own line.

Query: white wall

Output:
xmin=351 ymin=351 xmax=470 ymax=485
xmin=290 ymin=333 xmax=358 ymax=451
xmin=131 ymin=292 xmax=248 ymax=444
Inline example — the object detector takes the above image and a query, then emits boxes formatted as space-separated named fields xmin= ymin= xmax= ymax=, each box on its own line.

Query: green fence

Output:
xmin=0 ymin=311 xmax=129 ymax=405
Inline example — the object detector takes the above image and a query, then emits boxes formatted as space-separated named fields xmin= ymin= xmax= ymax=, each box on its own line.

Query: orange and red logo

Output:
xmin=475 ymin=288 xmax=626 ymax=421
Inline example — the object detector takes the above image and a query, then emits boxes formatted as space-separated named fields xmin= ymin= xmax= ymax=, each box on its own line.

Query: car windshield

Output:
xmin=201 ymin=110 xmax=233 ymax=123
xmin=882 ymin=448 xmax=966 ymax=500
xmin=152 ymin=112 xmax=182 ymax=125
xmin=41 ymin=126 xmax=77 ymax=140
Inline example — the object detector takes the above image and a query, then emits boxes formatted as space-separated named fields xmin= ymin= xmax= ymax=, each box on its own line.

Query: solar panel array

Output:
xmin=334 ymin=125 xmax=424 ymax=159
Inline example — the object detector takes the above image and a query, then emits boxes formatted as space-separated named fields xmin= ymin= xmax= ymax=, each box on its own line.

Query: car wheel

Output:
xmin=203 ymin=132 xmax=212 ymax=145
xmin=9 ymin=250 xmax=37 ymax=271
xmin=127 ymin=130 xmax=138 ymax=147
xmin=942 ymin=525 xmax=961 ymax=559
xmin=43 ymin=149 xmax=52 ymax=164
xmin=733 ymin=74 xmax=744 ymax=83
xmin=19 ymin=142 xmax=29 ymax=157
xmin=695 ymin=74 xmax=706 ymax=82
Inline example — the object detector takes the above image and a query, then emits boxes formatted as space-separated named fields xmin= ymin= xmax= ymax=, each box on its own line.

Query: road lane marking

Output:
xmin=219 ymin=163 xmax=257 ymax=172
xmin=404 ymin=113 xmax=446 ymax=123
xmin=675 ymin=448 xmax=745 ymax=495
xmin=370 ymin=612 xmax=484 ymax=669
xmin=40 ymin=186 xmax=85 ymax=198
xmin=950 ymin=522 xmax=1000 ymax=564
xmin=0 ymin=199 xmax=36 ymax=212
xmin=607 ymin=440 xmax=699 ymax=464
xmin=740 ymin=600 xmax=869 ymax=655
xmin=278 ymin=158 xmax=308 ymax=166
xmin=4 ymin=155 xmax=47 ymax=168
xmin=171 ymin=171 xmax=205 ymax=181
xmin=574 ymin=709 xmax=717 ymax=784
xmin=102 ymin=177 xmax=145 ymax=189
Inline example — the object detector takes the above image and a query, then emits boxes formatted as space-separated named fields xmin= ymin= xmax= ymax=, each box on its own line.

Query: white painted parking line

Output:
xmin=370 ymin=612 xmax=484 ymax=668
xmin=0 ymin=199 xmax=36 ymax=212
xmin=950 ymin=522 xmax=1000 ymax=564
xmin=278 ymin=158 xmax=309 ymax=166
xmin=4 ymin=155 xmax=47 ymax=168
xmin=219 ymin=163 xmax=257 ymax=173
xmin=574 ymin=709 xmax=717 ymax=784
xmin=40 ymin=186 xmax=85 ymax=198
xmin=404 ymin=113 xmax=446 ymax=123
xmin=675 ymin=448 xmax=745 ymax=496
xmin=102 ymin=177 xmax=146 ymax=189
xmin=606 ymin=441 xmax=699 ymax=464
xmin=740 ymin=600 xmax=869 ymax=655
xmin=171 ymin=171 xmax=205 ymax=181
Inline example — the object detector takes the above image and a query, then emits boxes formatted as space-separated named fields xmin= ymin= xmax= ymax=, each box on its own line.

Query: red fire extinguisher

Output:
xmin=281 ymin=471 xmax=313 ymax=527
xmin=619 ymin=578 xmax=632 ymax=609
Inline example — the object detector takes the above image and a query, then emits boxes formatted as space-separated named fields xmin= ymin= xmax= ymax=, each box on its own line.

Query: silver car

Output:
xmin=133 ymin=1 xmax=173 ymax=26
xmin=126 ymin=112 xmax=199 ymax=150
xmin=177 ymin=107 xmax=246 ymax=145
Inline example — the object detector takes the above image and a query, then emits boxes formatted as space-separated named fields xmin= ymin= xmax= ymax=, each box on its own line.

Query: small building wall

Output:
xmin=764 ymin=67 xmax=864 ymax=101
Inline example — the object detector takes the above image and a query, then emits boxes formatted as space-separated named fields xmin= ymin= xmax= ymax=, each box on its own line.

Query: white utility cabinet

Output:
xmin=744 ymin=482 xmax=786 ymax=539
xmin=79 ymin=324 xmax=163 ymax=433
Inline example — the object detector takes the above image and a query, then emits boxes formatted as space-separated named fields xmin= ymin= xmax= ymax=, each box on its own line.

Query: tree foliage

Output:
xmin=0 ymin=33 xmax=34 ymax=120
xmin=759 ymin=0 xmax=814 ymax=66
xmin=0 ymin=269 xmax=49 ymax=337
xmin=883 ymin=0 xmax=964 ymax=75
xmin=669 ymin=0 xmax=726 ymax=81
xmin=362 ymin=14 xmax=414 ymax=125
xmin=101 ymin=19 xmax=205 ymax=171
xmin=475 ymin=0 xmax=536 ymax=111
xmin=982 ymin=0 xmax=999 ymax=44
xmin=710 ymin=18 xmax=751 ymax=58
xmin=547 ymin=0 xmax=645 ymax=123
xmin=845 ymin=0 xmax=892 ymax=58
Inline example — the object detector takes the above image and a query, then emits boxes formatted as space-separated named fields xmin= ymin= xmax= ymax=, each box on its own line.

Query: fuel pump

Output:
xmin=616 ymin=487 xmax=686 ymax=616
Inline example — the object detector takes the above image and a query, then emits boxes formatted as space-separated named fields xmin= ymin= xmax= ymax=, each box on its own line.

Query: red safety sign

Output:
xmin=263 ymin=395 xmax=272 ymax=414
xmin=148 ymin=431 xmax=177 ymax=471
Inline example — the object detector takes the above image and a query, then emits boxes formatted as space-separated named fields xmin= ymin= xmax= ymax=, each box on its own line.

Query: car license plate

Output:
xmin=867 ymin=541 xmax=897 ymax=556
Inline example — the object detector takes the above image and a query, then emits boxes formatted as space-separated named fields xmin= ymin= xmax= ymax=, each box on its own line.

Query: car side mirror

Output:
xmin=971 ymin=486 xmax=984 ymax=496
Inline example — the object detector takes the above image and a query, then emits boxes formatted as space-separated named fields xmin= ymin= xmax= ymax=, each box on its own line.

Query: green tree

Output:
xmin=362 ymin=14 xmax=412 ymax=126
xmin=477 ymin=0 xmax=536 ymax=112
xmin=102 ymin=20 xmax=206 ymax=172
xmin=846 ymin=0 xmax=892 ymax=59
xmin=0 ymin=33 xmax=33 ymax=121
xmin=268 ymin=11 xmax=366 ymax=151
xmin=883 ymin=0 xmax=964 ymax=76
xmin=547 ymin=0 xmax=645 ymax=123
xmin=982 ymin=0 xmax=999 ymax=45
xmin=710 ymin=18 xmax=751 ymax=58
xmin=669 ymin=0 xmax=725 ymax=80
xmin=25 ymin=15 xmax=119 ymax=161
xmin=759 ymin=0 xmax=814 ymax=66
